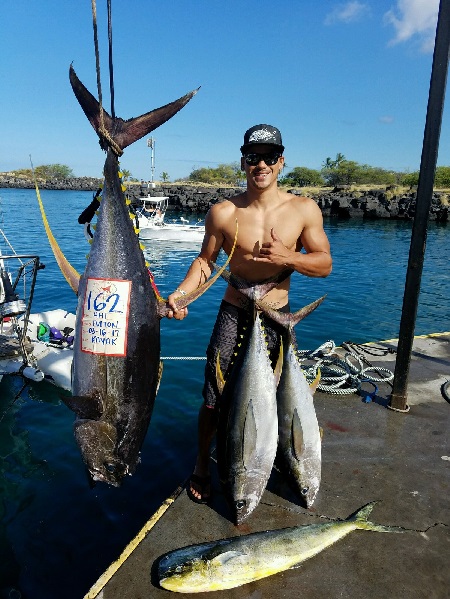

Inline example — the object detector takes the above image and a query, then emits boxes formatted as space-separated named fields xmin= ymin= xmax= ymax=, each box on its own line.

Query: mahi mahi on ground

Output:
xmin=157 ymin=501 xmax=408 ymax=593
xmin=256 ymin=297 xmax=326 ymax=508
xmin=40 ymin=66 xmax=235 ymax=487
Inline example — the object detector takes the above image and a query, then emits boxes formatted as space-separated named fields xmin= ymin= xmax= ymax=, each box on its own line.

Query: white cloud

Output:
xmin=324 ymin=2 xmax=371 ymax=25
xmin=379 ymin=115 xmax=394 ymax=124
xmin=384 ymin=0 xmax=439 ymax=52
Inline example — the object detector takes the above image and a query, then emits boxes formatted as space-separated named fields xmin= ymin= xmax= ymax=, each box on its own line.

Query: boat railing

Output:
xmin=0 ymin=253 xmax=45 ymax=365
xmin=135 ymin=197 xmax=169 ymax=227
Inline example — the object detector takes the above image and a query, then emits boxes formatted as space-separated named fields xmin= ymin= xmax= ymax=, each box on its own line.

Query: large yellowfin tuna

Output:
xmin=40 ymin=66 xmax=235 ymax=487
xmin=157 ymin=502 xmax=408 ymax=593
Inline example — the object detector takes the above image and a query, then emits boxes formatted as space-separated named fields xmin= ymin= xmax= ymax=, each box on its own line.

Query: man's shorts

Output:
xmin=202 ymin=300 xmax=291 ymax=410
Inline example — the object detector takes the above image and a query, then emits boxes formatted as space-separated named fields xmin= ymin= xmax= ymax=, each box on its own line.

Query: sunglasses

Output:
xmin=243 ymin=152 xmax=281 ymax=166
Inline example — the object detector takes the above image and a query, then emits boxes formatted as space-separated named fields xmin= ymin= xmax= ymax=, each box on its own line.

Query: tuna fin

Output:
xmin=70 ymin=64 xmax=199 ymax=152
xmin=256 ymin=295 xmax=327 ymax=331
xmin=310 ymin=368 xmax=321 ymax=393
xmin=350 ymin=502 xmax=406 ymax=533
xmin=156 ymin=361 xmax=163 ymax=396
xmin=216 ymin=351 xmax=226 ymax=395
xmin=34 ymin=178 xmax=80 ymax=294
xmin=273 ymin=338 xmax=284 ymax=386
xmin=291 ymin=407 xmax=305 ymax=461
xmin=61 ymin=393 xmax=104 ymax=419
xmin=212 ymin=266 xmax=293 ymax=301
xmin=158 ymin=221 xmax=239 ymax=316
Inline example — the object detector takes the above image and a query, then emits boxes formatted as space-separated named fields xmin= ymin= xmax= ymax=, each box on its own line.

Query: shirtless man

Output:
xmin=167 ymin=124 xmax=332 ymax=503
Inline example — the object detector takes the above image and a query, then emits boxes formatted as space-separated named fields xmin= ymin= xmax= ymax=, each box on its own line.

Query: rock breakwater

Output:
xmin=1 ymin=176 xmax=448 ymax=222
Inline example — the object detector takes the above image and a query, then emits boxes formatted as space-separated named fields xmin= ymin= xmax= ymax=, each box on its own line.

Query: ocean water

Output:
xmin=0 ymin=188 xmax=448 ymax=598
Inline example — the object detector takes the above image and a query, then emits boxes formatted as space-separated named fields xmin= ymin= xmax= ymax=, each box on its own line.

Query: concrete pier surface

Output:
xmin=84 ymin=333 xmax=449 ymax=599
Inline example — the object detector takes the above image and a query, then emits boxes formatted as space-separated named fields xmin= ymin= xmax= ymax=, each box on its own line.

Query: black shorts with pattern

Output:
xmin=202 ymin=300 xmax=292 ymax=409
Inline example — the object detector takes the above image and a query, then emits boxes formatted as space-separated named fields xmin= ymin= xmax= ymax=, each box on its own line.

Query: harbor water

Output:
xmin=0 ymin=188 xmax=449 ymax=598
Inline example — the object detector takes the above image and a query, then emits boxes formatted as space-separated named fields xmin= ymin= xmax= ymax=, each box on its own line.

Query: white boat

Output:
xmin=135 ymin=196 xmax=205 ymax=243
xmin=0 ymin=225 xmax=74 ymax=391
xmin=18 ymin=309 xmax=75 ymax=391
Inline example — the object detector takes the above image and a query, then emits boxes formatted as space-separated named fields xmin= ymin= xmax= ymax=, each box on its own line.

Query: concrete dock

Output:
xmin=84 ymin=333 xmax=450 ymax=599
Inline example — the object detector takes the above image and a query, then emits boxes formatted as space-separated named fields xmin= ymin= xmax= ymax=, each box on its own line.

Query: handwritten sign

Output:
xmin=80 ymin=278 xmax=131 ymax=356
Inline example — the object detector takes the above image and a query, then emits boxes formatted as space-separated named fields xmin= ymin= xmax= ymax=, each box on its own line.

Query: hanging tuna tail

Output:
xmin=69 ymin=64 xmax=199 ymax=155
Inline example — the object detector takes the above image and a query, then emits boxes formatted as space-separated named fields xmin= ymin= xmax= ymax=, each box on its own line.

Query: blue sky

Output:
xmin=0 ymin=0 xmax=446 ymax=181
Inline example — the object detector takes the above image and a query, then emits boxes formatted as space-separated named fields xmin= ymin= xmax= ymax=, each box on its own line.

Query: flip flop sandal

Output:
xmin=186 ymin=474 xmax=212 ymax=504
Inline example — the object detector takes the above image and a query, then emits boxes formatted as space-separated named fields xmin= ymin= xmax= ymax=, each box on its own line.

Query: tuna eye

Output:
xmin=105 ymin=463 xmax=117 ymax=473
xmin=236 ymin=500 xmax=246 ymax=510
xmin=301 ymin=486 xmax=310 ymax=495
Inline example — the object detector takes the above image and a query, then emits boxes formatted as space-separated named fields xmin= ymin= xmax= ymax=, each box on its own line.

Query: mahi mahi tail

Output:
xmin=351 ymin=502 xmax=407 ymax=533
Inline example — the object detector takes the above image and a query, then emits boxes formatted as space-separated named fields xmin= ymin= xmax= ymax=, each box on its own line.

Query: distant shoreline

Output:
xmin=1 ymin=177 xmax=448 ymax=222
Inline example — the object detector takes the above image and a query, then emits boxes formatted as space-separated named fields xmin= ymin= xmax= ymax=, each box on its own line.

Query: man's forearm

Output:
xmin=288 ymin=250 xmax=332 ymax=278
xmin=175 ymin=256 xmax=213 ymax=292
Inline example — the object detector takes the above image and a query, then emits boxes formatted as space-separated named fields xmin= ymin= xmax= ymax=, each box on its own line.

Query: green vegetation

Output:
xmin=401 ymin=166 xmax=450 ymax=188
xmin=120 ymin=168 xmax=132 ymax=181
xmin=14 ymin=164 xmax=75 ymax=180
xmin=280 ymin=166 xmax=324 ymax=187
xmin=5 ymin=158 xmax=450 ymax=190
xmin=188 ymin=163 xmax=245 ymax=186
xmin=279 ymin=154 xmax=450 ymax=189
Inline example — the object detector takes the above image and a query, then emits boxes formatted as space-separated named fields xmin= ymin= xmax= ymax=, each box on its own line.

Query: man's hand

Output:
xmin=166 ymin=291 xmax=189 ymax=320
xmin=253 ymin=228 xmax=293 ymax=266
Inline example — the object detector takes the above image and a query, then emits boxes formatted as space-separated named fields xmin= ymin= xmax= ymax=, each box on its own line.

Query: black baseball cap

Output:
xmin=240 ymin=124 xmax=284 ymax=154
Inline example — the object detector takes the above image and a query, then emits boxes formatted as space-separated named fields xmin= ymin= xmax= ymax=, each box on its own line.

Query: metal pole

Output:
xmin=147 ymin=137 xmax=156 ymax=188
xmin=389 ymin=0 xmax=450 ymax=411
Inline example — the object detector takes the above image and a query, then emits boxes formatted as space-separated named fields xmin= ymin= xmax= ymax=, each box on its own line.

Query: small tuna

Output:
xmin=214 ymin=269 xmax=320 ymax=523
xmin=157 ymin=501 xmax=408 ymax=593
xmin=256 ymin=297 xmax=326 ymax=508
xmin=215 ymin=303 xmax=283 ymax=525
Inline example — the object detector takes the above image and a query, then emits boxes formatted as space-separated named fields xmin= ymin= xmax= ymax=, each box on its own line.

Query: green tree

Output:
xmin=160 ymin=171 xmax=170 ymax=182
xmin=401 ymin=171 xmax=419 ymax=187
xmin=280 ymin=166 xmax=324 ymax=187
xmin=189 ymin=162 xmax=244 ymax=186
xmin=434 ymin=166 xmax=450 ymax=188
xmin=120 ymin=169 xmax=132 ymax=181
xmin=13 ymin=164 xmax=75 ymax=179
xmin=34 ymin=164 xmax=74 ymax=179
xmin=322 ymin=153 xmax=346 ymax=170
xmin=321 ymin=159 xmax=359 ymax=185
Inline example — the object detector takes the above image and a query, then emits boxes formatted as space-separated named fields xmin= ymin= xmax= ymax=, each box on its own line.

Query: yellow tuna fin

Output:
xmin=156 ymin=361 xmax=164 ymax=395
xmin=34 ymin=176 xmax=80 ymax=294
xmin=310 ymin=368 xmax=321 ymax=394
xmin=216 ymin=351 xmax=225 ymax=395
xmin=274 ymin=338 xmax=284 ymax=385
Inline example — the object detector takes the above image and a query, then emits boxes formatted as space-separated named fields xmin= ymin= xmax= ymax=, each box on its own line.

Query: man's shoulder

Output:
xmin=209 ymin=193 xmax=246 ymax=215
xmin=284 ymin=193 xmax=320 ymax=211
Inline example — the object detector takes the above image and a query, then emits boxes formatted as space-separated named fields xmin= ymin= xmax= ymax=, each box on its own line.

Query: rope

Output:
xmin=91 ymin=0 xmax=122 ymax=156
xmin=161 ymin=356 xmax=206 ymax=361
xmin=161 ymin=340 xmax=395 ymax=400
xmin=296 ymin=340 xmax=394 ymax=397
xmin=107 ymin=0 xmax=115 ymax=118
